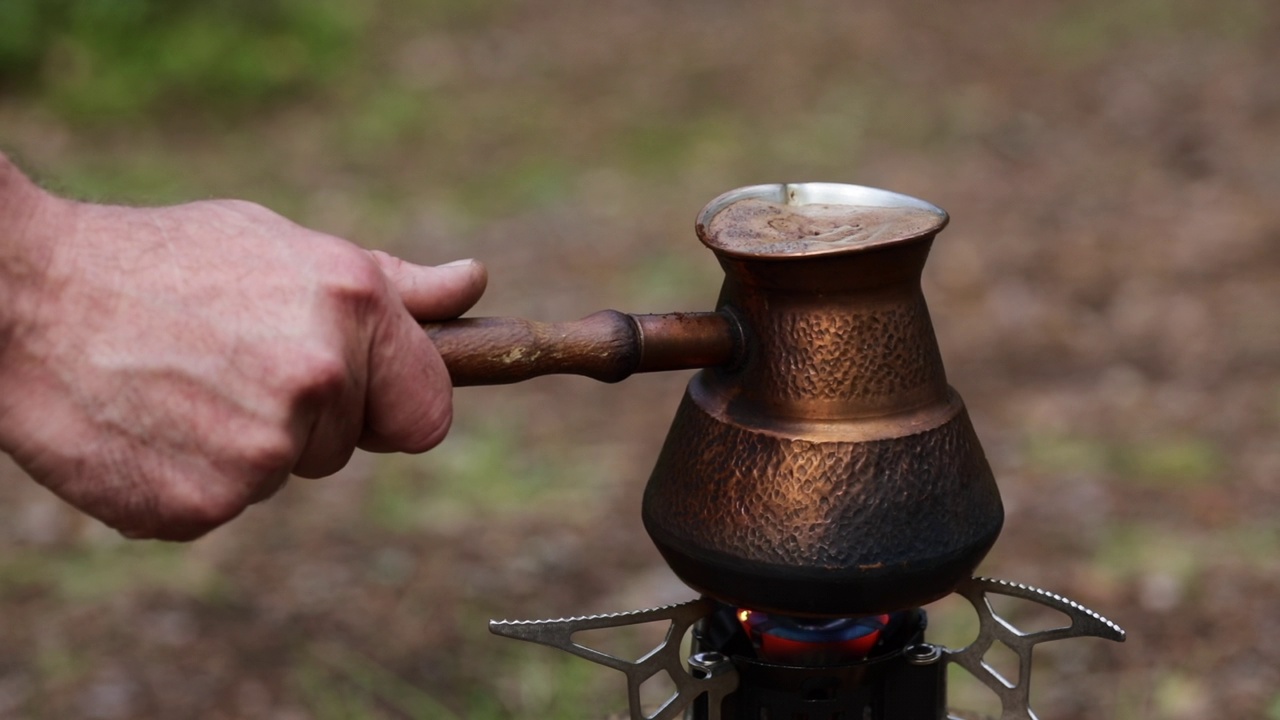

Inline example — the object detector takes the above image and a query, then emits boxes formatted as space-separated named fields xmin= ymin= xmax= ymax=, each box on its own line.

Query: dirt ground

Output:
xmin=0 ymin=1 xmax=1277 ymax=718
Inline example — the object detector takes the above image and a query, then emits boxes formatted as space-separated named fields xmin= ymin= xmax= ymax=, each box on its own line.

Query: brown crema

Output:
xmin=703 ymin=198 xmax=944 ymax=257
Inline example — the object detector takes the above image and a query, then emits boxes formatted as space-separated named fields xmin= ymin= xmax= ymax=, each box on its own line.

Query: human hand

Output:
xmin=0 ymin=164 xmax=485 ymax=540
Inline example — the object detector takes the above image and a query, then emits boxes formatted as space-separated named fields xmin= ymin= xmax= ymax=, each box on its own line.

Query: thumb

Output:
xmin=370 ymin=251 xmax=488 ymax=320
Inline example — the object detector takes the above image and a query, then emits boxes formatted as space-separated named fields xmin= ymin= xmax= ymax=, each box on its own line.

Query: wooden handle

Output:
xmin=423 ymin=310 xmax=738 ymax=386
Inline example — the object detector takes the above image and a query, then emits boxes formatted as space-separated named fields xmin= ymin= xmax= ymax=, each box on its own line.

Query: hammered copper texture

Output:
xmin=643 ymin=385 xmax=1001 ymax=572
xmin=742 ymin=293 xmax=946 ymax=408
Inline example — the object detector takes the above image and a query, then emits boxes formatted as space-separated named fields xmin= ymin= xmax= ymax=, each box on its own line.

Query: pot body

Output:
xmin=641 ymin=184 xmax=1003 ymax=616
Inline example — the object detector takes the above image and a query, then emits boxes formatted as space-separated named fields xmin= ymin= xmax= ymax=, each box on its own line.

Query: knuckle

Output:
xmin=144 ymin=479 xmax=251 ymax=541
xmin=239 ymin=430 xmax=299 ymax=477
xmin=285 ymin=347 xmax=351 ymax=404
xmin=369 ymin=250 xmax=408 ymax=281
xmin=59 ymin=445 xmax=268 ymax=543
xmin=320 ymin=249 xmax=388 ymax=309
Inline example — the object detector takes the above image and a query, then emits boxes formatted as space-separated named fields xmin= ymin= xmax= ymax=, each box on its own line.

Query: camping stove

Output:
xmin=490 ymin=577 xmax=1123 ymax=719
xmin=426 ymin=183 xmax=1125 ymax=719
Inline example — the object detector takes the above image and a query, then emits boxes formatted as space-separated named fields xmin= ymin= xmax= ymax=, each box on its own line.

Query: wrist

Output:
xmin=0 ymin=154 xmax=65 ymax=351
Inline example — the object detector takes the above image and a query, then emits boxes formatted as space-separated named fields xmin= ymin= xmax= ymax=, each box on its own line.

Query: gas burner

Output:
xmin=734 ymin=608 xmax=897 ymax=666
xmin=490 ymin=578 xmax=1125 ymax=720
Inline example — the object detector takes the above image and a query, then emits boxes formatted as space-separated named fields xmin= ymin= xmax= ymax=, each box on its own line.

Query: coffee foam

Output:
xmin=703 ymin=198 xmax=943 ymax=256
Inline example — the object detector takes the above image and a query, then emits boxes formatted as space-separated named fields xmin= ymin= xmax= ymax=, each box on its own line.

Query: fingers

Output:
xmin=247 ymin=472 xmax=289 ymax=505
xmin=293 ymin=250 xmax=477 ymax=466
xmin=271 ymin=331 xmax=369 ymax=478
xmin=356 ymin=252 xmax=486 ymax=453
xmin=359 ymin=304 xmax=454 ymax=454
xmin=370 ymin=251 xmax=488 ymax=320
xmin=292 ymin=385 xmax=363 ymax=479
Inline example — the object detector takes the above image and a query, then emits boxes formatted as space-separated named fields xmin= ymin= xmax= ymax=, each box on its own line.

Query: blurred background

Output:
xmin=1 ymin=0 xmax=1277 ymax=718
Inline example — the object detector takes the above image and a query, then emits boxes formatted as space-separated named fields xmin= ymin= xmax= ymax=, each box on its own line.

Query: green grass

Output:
xmin=1094 ymin=522 xmax=1279 ymax=589
xmin=340 ymin=85 xmax=443 ymax=160
xmin=1 ymin=0 xmax=985 ymax=231
xmin=625 ymin=248 xmax=722 ymax=309
xmin=295 ymin=644 xmax=464 ymax=720
xmin=1153 ymin=672 xmax=1211 ymax=719
xmin=292 ymin=637 xmax=622 ymax=719
xmin=1039 ymin=0 xmax=1270 ymax=64
xmin=1268 ymin=691 xmax=1280 ymax=720
xmin=0 ymin=540 xmax=223 ymax=603
xmin=0 ymin=0 xmax=367 ymax=124
xmin=365 ymin=417 xmax=613 ymax=533
xmin=1023 ymin=432 xmax=1224 ymax=486
xmin=38 ymin=149 xmax=201 ymax=205
xmin=449 ymin=155 xmax=577 ymax=222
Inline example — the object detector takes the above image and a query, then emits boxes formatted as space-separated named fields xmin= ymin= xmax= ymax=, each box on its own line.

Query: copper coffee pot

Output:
xmin=426 ymin=183 xmax=1003 ymax=617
